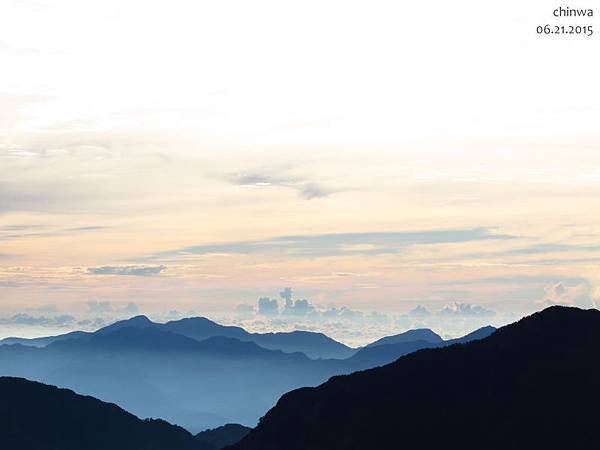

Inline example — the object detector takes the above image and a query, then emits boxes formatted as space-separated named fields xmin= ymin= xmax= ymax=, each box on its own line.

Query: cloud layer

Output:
xmin=155 ymin=228 xmax=514 ymax=259
xmin=86 ymin=265 xmax=166 ymax=276
xmin=230 ymin=288 xmax=509 ymax=344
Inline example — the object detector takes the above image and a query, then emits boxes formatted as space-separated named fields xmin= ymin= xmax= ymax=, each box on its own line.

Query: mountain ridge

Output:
xmin=0 ymin=376 xmax=206 ymax=450
xmin=228 ymin=306 xmax=600 ymax=450
xmin=1 ymin=315 xmax=355 ymax=359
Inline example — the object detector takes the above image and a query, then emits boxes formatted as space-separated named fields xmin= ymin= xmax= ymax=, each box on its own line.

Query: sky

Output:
xmin=1 ymin=0 xmax=599 ymax=343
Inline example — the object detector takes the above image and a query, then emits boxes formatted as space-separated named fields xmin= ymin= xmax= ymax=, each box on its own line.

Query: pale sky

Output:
xmin=1 ymin=0 xmax=599 ymax=341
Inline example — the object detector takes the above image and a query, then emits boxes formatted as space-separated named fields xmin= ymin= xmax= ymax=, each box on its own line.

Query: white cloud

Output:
xmin=540 ymin=282 xmax=593 ymax=307
xmin=0 ymin=313 xmax=75 ymax=327
xmin=87 ymin=299 xmax=140 ymax=315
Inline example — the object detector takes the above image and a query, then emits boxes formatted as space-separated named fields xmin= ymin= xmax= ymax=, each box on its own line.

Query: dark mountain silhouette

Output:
xmin=229 ymin=307 xmax=600 ymax=450
xmin=1 ymin=315 xmax=355 ymax=359
xmin=365 ymin=328 xmax=443 ymax=347
xmin=0 ymin=377 xmax=206 ymax=450
xmin=195 ymin=424 xmax=252 ymax=450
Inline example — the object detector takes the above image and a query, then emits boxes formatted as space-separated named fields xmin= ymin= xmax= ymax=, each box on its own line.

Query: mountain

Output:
xmin=365 ymin=328 xmax=443 ymax=347
xmin=50 ymin=326 xmax=203 ymax=352
xmin=0 ymin=330 xmax=92 ymax=347
xmin=347 ymin=326 xmax=495 ymax=370
xmin=95 ymin=315 xmax=156 ymax=334
xmin=228 ymin=306 xmax=600 ymax=450
xmin=48 ymin=326 xmax=312 ymax=361
xmin=162 ymin=317 xmax=249 ymax=341
xmin=345 ymin=340 xmax=435 ymax=370
xmin=0 ymin=326 xmax=340 ymax=432
xmin=0 ymin=377 xmax=206 ymax=450
xmin=1 ymin=315 xmax=356 ymax=359
xmin=0 ymin=316 xmax=492 ymax=432
xmin=250 ymin=330 xmax=355 ymax=359
xmin=442 ymin=324 xmax=496 ymax=345
xmin=195 ymin=424 xmax=252 ymax=450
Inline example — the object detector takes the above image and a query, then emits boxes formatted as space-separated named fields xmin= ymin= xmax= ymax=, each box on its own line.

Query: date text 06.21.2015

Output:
xmin=536 ymin=7 xmax=594 ymax=37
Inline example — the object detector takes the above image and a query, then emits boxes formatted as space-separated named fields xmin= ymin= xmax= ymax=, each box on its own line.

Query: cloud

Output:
xmin=367 ymin=310 xmax=392 ymax=325
xmin=87 ymin=265 xmax=166 ymax=276
xmin=227 ymin=289 xmax=506 ymax=345
xmin=87 ymin=300 xmax=113 ymax=313
xmin=283 ymin=298 xmax=316 ymax=317
xmin=322 ymin=306 xmax=364 ymax=321
xmin=153 ymin=228 xmax=514 ymax=259
xmin=406 ymin=303 xmax=496 ymax=319
xmin=0 ymin=224 xmax=110 ymax=241
xmin=257 ymin=297 xmax=279 ymax=315
xmin=299 ymin=183 xmax=330 ymax=200
xmin=87 ymin=299 xmax=140 ymax=315
xmin=235 ymin=303 xmax=255 ymax=318
xmin=76 ymin=317 xmax=110 ymax=328
xmin=26 ymin=305 xmax=59 ymax=314
xmin=244 ymin=288 xmax=385 ymax=324
xmin=0 ymin=313 xmax=75 ymax=327
xmin=465 ymin=243 xmax=600 ymax=261
xmin=552 ymin=282 xmax=566 ymax=297
xmin=120 ymin=302 xmax=140 ymax=314
xmin=279 ymin=287 xmax=293 ymax=307
xmin=232 ymin=172 xmax=331 ymax=200
xmin=437 ymin=302 xmax=496 ymax=317
xmin=434 ymin=275 xmax=589 ymax=286
xmin=408 ymin=305 xmax=432 ymax=317
xmin=540 ymin=282 xmax=592 ymax=307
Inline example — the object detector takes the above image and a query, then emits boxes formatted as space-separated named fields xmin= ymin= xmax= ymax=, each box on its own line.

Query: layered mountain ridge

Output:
xmin=229 ymin=306 xmax=600 ymax=450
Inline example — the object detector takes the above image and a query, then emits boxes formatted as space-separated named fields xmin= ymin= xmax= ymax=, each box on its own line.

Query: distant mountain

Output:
xmin=345 ymin=340 xmax=434 ymax=370
xmin=365 ymin=328 xmax=443 ymax=347
xmin=1 ymin=315 xmax=356 ymax=359
xmin=50 ymin=326 xmax=211 ymax=353
xmin=442 ymin=324 xmax=496 ymax=345
xmin=162 ymin=317 xmax=249 ymax=341
xmin=0 ymin=377 xmax=205 ymax=450
xmin=0 ymin=316 xmax=494 ymax=432
xmin=250 ymin=331 xmax=355 ymax=359
xmin=48 ymin=326 xmax=312 ymax=361
xmin=0 ymin=326 xmax=339 ymax=432
xmin=0 ymin=330 xmax=92 ymax=347
xmin=195 ymin=424 xmax=252 ymax=450
xmin=348 ymin=326 xmax=495 ymax=370
xmin=228 ymin=307 xmax=600 ymax=450
xmin=95 ymin=315 xmax=156 ymax=334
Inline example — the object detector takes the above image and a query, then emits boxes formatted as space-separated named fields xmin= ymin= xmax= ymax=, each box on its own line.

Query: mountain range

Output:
xmin=2 ymin=306 xmax=596 ymax=449
xmin=228 ymin=306 xmax=600 ymax=450
xmin=1 ymin=315 xmax=355 ymax=359
xmin=0 ymin=314 xmax=494 ymax=432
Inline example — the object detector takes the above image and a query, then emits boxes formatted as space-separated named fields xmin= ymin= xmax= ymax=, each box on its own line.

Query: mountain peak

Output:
xmin=95 ymin=315 xmax=156 ymax=335
xmin=128 ymin=315 xmax=154 ymax=324
xmin=366 ymin=328 xmax=443 ymax=347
